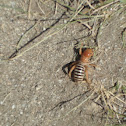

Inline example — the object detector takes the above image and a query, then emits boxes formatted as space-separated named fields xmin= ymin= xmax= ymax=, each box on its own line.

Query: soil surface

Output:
xmin=0 ymin=1 xmax=126 ymax=126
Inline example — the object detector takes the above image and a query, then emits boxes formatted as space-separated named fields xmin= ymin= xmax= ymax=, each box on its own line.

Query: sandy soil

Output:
xmin=0 ymin=0 xmax=126 ymax=126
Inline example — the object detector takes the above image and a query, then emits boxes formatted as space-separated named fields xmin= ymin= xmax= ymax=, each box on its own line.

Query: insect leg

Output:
xmin=79 ymin=43 xmax=83 ymax=55
xmin=68 ymin=65 xmax=76 ymax=78
xmin=85 ymin=66 xmax=91 ymax=85
xmin=89 ymin=64 xmax=96 ymax=67
xmin=69 ymin=61 xmax=78 ymax=68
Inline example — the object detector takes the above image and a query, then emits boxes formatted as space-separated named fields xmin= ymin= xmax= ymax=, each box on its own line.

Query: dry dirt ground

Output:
xmin=0 ymin=0 xmax=126 ymax=126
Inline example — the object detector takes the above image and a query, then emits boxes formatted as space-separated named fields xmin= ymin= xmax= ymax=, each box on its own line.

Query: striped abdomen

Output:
xmin=74 ymin=62 xmax=85 ymax=82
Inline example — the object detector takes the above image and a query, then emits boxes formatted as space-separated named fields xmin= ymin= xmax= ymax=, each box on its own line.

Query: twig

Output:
xmin=77 ymin=20 xmax=92 ymax=30
xmin=91 ymin=0 xmax=119 ymax=15
xmin=101 ymin=91 xmax=108 ymax=109
xmin=7 ymin=19 xmax=70 ymax=60
xmin=108 ymin=91 xmax=126 ymax=105
xmin=37 ymin=0 xmax=45 ymax=15
xmin=28 ymin=0 xmax=32 ymax=19
xmin=54 ymin=1 xmax=58 ymax=15
xmin=2 ymin=92 xmax=11 ymax=104
xmin=69 ymin=1 xmax=86 ymax=22
xmin=16 ymin=21 xmax=39 ymax=51
xmin=113 ymin=105 xmax=121 ymax=124
xmin=86 ymin=0 xmax=95 ymax=9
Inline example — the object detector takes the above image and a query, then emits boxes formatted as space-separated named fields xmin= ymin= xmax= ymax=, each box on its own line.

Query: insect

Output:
xmin=68 ymin=45 xmax=95 ymax=86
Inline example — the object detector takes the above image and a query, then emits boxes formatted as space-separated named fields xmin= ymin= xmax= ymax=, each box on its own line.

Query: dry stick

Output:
xmin=77 ymin=20 xmax=92 ymax=30
xmin=42 ymin=0 xmax=51 ymax=4
xmin=86 ymin=0 xmax=95 ymax=9
xmin=95 ymin=94 xmax=101 ymax=102
xmin=67 ymin=1 xmax=93 ymax=29
xmin=101 ymin=91 xmax=108 ymax=109
xmin=16 ymin=21 xmax=39 ymax=50
xmin=69 ymin=1 xmax=85 ymax=22
xmin=113 ymin=105 xmax=121 ymax=124
xmin=54 ymin=1 xmax=58 ymax=15
xmin=108 ymin=102 xmax=113 ymax=111
xmin=104 ymin=88 xmax=126 ymax=109
xmin=10 ymin=122 xmax=15 ymax=126
xmin=37 ymin=0 xmax=45 ymax=15
xmin=105 ymin=113 xmax=109 ymax=126
xmin=104 ymin=88 xmax=110 ymax=99
xmin=2 ymin=92 xmax=11 ymax=104
xmin=91 ymin=0 xmax=119 ymax=15
xmin=108 ymin=91 xmax=126 ymax=105
xmin=28 ymin=0 xmax=32 ymax=19
xmin=91 ymin=17 xmax=98 ymax=37
xmin=9 ymin=27 xmax=66 ymax=60
xmin=112 ymin=100 xmax=124 ymax=107
xmin=67 ymin=16 xmax=94 ymax=30
xmin=111 ymin=93 xmax=126 ymax=103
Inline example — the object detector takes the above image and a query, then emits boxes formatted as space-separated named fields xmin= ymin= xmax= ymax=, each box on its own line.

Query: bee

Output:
xmin=68 ymin=45 xmax=95 ymax=86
